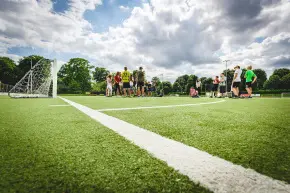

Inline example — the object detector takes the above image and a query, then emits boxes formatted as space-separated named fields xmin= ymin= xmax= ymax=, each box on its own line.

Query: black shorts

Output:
xmin=137 ymin=81 xmax=144 ymax=88
xmin=220 ymin=86 xmax=226 ymax=93
xmin=212 ymin=84 xmax=219 ymax=91
xmin=233 ymin=82 xmax=240 ymax=88
xmin=246 ymin=82 xmax=252 ymax=88
xmin=123 ymin=82 xmax=130 ymax=89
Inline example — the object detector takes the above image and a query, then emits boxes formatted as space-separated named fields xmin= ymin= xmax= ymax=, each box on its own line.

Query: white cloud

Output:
xmin=119 ymin=5 xmax=130 ymax=12
xmin=0 ymin=0 xmax=289 ymax=82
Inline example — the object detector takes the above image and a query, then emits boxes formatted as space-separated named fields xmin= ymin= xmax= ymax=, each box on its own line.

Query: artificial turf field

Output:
xmin=1 ymin=95 xmax=289 ymax=192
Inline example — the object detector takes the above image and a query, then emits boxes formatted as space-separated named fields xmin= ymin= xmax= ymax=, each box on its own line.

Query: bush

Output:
xmin=253 ymin=90 xmax=290 ymax=94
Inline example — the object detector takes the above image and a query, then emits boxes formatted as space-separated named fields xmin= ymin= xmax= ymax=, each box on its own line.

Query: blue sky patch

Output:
xmin=254 ymin=37 xmax=266 ymax=43
xmin=52 ymin=0 xmax=69 ymax=13
xmin=84 ymin=0 xmax=141 ymax=33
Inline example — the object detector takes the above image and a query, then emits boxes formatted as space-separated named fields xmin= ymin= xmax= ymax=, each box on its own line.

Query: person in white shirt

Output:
xmin=232 ymin=65 xmax=242 ymax=98
xmin=219 ymin=73 xmax=227 ymax=97
xmin=196 ymin=79 xmax=201 ymax=95
xmin=106 ymin=75 xmax=113 ymax=97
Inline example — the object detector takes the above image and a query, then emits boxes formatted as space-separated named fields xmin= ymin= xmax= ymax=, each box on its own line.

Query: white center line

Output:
xmin=59 ymin=97 xmax=290 ymax=193
xmin=97 ymin=100 xmax=226 ymax=111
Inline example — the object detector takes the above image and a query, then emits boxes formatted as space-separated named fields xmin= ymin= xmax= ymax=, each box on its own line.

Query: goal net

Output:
xmin=281 ymin=93 xmax=290 ymax=98
xmin=9 ymin=59 xmax=57 ymax=98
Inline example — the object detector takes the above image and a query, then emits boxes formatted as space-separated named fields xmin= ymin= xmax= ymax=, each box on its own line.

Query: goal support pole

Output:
xmin=52 ymin=59 xmax=57 ymax=98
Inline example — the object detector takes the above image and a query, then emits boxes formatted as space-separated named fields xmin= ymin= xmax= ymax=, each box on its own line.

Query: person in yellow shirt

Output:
xmin=121 ymin=67 xmax=131 ymax=97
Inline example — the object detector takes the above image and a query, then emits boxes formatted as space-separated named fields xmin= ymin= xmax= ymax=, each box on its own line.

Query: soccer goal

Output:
xmin=281 ymin=93 xmax=290 ymax=98
xmin=9 ymin=59 xmax=57 ymax=98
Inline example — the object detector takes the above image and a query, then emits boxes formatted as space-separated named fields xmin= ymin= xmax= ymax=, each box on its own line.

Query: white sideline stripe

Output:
xmin=97 ymin=100 xmax=226 ymax=111
xmin=50 ymin=105 xmax=70 ymax=107
xmin=59 ymin=97 xmax=290 ymax=193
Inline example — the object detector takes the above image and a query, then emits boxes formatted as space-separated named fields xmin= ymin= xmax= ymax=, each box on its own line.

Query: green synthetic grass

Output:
xmin=0 ymin=96 xmax=210 ymax=193
xmin=65 ymin=96 xmax=290 ymax=183
xmin=64 ymin=96 xmax=222 ymax=110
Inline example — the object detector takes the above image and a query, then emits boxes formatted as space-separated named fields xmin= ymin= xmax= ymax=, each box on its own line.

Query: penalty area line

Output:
xmin=97 ymin=100 xmax=226 ymax=112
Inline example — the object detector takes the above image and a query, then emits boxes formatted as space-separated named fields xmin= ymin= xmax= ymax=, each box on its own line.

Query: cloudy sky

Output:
xmin=0 ymin=0 xmax=289 ymax=81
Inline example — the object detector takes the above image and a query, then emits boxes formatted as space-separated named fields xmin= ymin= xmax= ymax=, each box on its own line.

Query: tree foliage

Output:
xmin=253 ymin=69 xmax=267 ymax=90
xmin=0 ymin=57 xmax=17 ymax=85
xmin=17 ymin=55 xmax=45 ymax=80
xmin=263 ymin=75 xmax=281 ymax=89
xmin=174 ymin=75 xmax=189 ymax=92
xmin=91 ymin=81 xmax=107 ymax=93
xmin=152 ymin=76 xmax=160 ymax=84
xmin=280 ymin=73 xmax=290 ymax=89
xmin=93 ymin=67 xmax=109 ymax=82
xmin=160 ymin=81 xmax=172 ymax=95
xmin=185 ymin=75 xmax=198 ymax=93
xmin=272 ymin=68 xmax=290 ymax=78
xmin=58 ymin=58 xmax=93 ymax=93
xmin=172 ymin=82 xmax=181 ymax=92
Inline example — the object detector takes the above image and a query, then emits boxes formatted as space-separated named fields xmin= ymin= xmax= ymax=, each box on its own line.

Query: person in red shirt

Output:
xmin=114 ymin=72 xmax=121 ymax=96
xmin=211 ymin=76 xmax=220 ymax=98
xmin=189 ymin=87 xmax=199 ymax=98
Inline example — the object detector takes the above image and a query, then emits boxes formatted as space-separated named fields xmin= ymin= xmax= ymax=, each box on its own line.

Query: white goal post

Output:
xmin=281 ymin=92 xmax=290 ymax=98
xmin=9 ymin=59 xmax=57 ymax=98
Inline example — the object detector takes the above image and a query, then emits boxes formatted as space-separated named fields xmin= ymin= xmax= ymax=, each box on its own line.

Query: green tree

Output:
xmin=17 ymin=55 xmax=45 ymax=80
xmin=93 ymin=67 xmax=109 ymax=82
xmin=91 ymin=81 xmax=107 ymax=93
xmin=0 ymin=57 xmax=17 ymax=85
xmin=203 ymin=77 xmax=213 ymax=92
xmin=263 ymin=75 xmax=281 ymax=89
xmin=159 ymin=81 xmax=172 ymax=95
xmin=281 ymin=73 xmax=290 ymax=89
xmin=58 ymin=58 xmax=93 ymax=94
xmin=272 ymin=68 xmax=290 ymax=78
xmin=172 ymin=82 xmax=181 ymax=92
xmin=185 ymin=75 xmax=198 ymax=93
xmin=253 ymin=69 xmax=267 ymax=90
xmin=174 ymin=75 xmax=189 ymax=92
xmin=152 ymin=76 xmax=160 ymax=84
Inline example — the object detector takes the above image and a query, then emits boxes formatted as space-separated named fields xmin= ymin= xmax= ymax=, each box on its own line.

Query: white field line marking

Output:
xmin=59 ymin=97 xmax=290 ymax=193
xmin=50 ymin=105 xmax=70 ymax=107
xmin=97 ymin=100 xmax=226 ymax=112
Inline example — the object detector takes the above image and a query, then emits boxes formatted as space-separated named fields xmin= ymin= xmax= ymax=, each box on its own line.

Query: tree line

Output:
xmin=1 ymin=55 xmax=290 ymax=94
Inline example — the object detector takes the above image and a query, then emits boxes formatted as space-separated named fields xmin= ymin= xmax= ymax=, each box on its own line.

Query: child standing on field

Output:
xmin=106 ymin=75 xmax=113 ymax=97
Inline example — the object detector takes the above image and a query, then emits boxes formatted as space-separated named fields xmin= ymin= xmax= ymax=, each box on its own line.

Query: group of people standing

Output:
xmin=191 ymin=65 xmax=257 ymax=98
xmin=210 ymin=73 xmax=227 ymax=98
xmin=106 ymin=65 xmax=257 ymax=98
xmin=232 ymin=65 xmax=257 ymax=98
xmin=106 ymin=66 xmax=156 ymax=97
xmin=209 ymin=65 xmax=257 ymax=98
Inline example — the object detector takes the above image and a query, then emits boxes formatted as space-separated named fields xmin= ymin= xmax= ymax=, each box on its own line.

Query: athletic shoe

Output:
xmin=248 ymin=96 xmax=252 ymax=98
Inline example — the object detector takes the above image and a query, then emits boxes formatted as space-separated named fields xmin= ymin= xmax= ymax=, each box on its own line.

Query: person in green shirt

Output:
xmin=244 ymin=65 xmax=257 ymax=98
